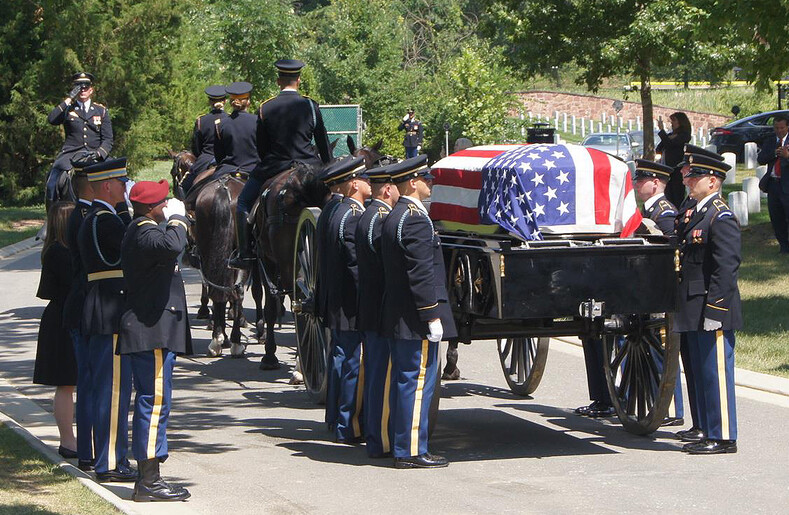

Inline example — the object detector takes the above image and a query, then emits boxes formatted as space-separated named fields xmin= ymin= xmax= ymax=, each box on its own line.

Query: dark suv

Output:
xmin=710 ymin=110 xmax=789 ymax=160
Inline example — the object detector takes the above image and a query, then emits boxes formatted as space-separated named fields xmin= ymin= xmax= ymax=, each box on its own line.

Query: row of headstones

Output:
xmin=521 ymin=112 xmax=711 ymax=147
xmin=715 ymin=142 xmax=764 ymax=227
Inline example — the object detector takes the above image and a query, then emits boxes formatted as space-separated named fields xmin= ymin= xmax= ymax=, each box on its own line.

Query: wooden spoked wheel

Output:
xmin=497 ymin=337 xmax=550 ymax=396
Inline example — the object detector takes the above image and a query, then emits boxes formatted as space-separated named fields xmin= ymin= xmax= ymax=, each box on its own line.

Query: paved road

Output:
xmin=1 ymin=245 xmax=788 ymax=514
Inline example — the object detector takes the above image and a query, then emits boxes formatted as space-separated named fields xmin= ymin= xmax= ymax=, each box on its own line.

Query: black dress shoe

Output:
xmin=78 ymin=459 xmax=94 ymax=472
xmin=586 ymin=402 xmax=616 ymax=418
xmin=58 ymin=446 xmax=78 ymax=459
xmin=685 ymin=439 xmax=737 ymax=455
xmin=335 ymin=435 xmax=364 ymax=445
xmin=574 ymin=404 xmax=592 ymax=416
xmin=96 ymin=463 xmax=138 ymax=483
xmin=661 ymin=417 xmax=685 ymax=427
xmin=394 ymin=453 xmax=449 ymax=469
xmin=676 ymin=427 xmax=705 ymax=442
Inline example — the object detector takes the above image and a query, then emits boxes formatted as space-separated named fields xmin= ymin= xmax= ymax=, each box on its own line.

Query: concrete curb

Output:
xmin=0 ymin=236 xmax=41 ymax=259
xmin=554 ymin=336 xmax=789 ymax=398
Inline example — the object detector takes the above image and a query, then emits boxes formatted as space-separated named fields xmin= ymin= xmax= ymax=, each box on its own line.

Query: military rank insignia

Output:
xmin=692 ymin=229 xmax=703 ymax=244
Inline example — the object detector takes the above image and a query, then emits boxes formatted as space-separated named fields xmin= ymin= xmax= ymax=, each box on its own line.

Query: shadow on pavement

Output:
xmin=0 ymin=248 xmax=42 ymax=271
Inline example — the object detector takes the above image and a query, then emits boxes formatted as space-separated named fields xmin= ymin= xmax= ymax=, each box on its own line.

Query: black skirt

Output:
xmin=33 ymin=300 xmax=77 ymax=386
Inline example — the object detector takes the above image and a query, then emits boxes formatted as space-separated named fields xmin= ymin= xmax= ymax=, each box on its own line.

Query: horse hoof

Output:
xmin=230 ymin=343 xmax=246 ymax=357
xmin=441 ymin=368 xmax=460 ymax=381
xmin=289 ymin=371 xmax=304 ymax=385
xmin=195 ymin=307 xmax=210 ymax=320
xmin=259 ymin=358 xmax=281 ymax=371
xmin=207 ymin=340 xmax=223 ymax=357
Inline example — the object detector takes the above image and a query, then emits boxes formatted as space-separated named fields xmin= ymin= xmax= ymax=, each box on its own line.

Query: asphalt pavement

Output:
xmin=1 ymin=243 xmax=788 ymax=514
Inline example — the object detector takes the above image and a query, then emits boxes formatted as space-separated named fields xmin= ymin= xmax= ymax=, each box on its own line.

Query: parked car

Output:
xmin=710 ymin=110 xmax=789 ymax=160
xmin=628 ymin=130 xmax=662 ymax=159
xmin=581 ymin=132 xmax=637 ymax=162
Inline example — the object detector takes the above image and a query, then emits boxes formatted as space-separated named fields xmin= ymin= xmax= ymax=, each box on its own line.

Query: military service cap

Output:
xmin=129 ymin=180 xmax=169 ymax=205
xmin=275 ymin=59 xmax=305 ymax=77
xmin=321 ymin=156 xmax=368 ymax=186
xmin=633 ymin=159 xmax=673 ymax=181
xmin=366 ymin=162 xmax=397 ymax=183
xmin=680 ymin=144 xmax=725 ymax=166
xmin=84 ymin=157 xmax=128 ymax=182
xmin=389 ymin=155 xmax=433 ymax=183
xmin=685 ymin=153 xmax=731 ymax=179
xmin=225 ymin=82 xmax=253 ymax=98
xmin=205 ymin=85 xmax=227 ymax=100
xmin=71 ymin=72 xmax=95 ymax=85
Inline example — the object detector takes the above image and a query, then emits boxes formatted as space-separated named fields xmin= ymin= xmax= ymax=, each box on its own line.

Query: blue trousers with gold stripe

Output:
xmin=363 ymin=331 xmax=392 ymax=456
xmin=70 ymin=329 xmax=94 ymax=462
xmin=130 ymin=349 xmax=174 ymax=461
xmin=333 ymin=330 xmax=364 ymax=441
xmin=325 ymin=329 xmax=344 ymax=430
xmin=390 ymin=338 xmax=438 ymax=459
xmin=88 ymin=334 xmax=132 ymax=473
xmin=686 ymin=330 xmax=737 ymax=441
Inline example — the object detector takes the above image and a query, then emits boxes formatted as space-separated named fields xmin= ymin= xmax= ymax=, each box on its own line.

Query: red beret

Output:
xmin=130 ymin=180 xmax=169 ymax=205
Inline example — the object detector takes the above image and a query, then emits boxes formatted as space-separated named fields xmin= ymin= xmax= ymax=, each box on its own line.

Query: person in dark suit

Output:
xmin=398 ymin=108 xmax=424 ymax=159
xmin=355 ymin=163 xmax=399 ymax=458
xmin=63 ymin=155 xmax=98 ymax=471
xmin=656 ymin=112 xmax=692 ymax=207
xmin=320 ymin=156 xmax=371 ymax=443
xmin=212 ymin=81 xmax=260 ymax=180
xmin=47 ymin=72 xmax=113 ymax=204
xmin=757 ymin=114 xmax=789 ymax=253
xmin=181 ymin=85 xmax=228 ymax=194
xmin=232 ymin=59 xmax=332 ymax=268
xmin=119 ymin=180 xmax=191 ymax=502
xmin=76 ymin=158 xmax=136 ymax=482
xmin=380 ymin=155 xmax=456 ymax=469
xmin=674 ymin=153 xmax=740 ymax=455
xmin=34 ymin=201 xmax=78 ymax=459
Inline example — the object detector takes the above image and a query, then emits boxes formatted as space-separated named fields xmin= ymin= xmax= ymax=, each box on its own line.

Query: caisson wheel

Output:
xmin=497 ymin=337 xmax=550 ymax=396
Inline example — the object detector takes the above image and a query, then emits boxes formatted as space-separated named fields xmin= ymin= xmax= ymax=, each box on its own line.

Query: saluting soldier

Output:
xmin=212 ymin=81 xmax=260 ymax=180
xmin=380 ymin=155 xmax=456 ymax=469
xmin=398 ymin=108 xmax=423 ymax=159
xmin=63 ymin=154 xmax=98 ymax=471
xmin=674 ymin=153 xmax=740 ymax=455
xmin=47 ymin=73 xmax=113 ymax=205
xmin=355 ymin=163 xmax=399 ymax=458
xmin=120 ymin=181 xmax=191 ymax=502
xmin=232 ymin=59 xmax=332 ymax=268
xmin=320 ymin=156 xmax=371 ymax=443
xmin=76 ymin=158 xmax=135 ymax=482
xmin=181 ymin=85 xmax=228 ymax=194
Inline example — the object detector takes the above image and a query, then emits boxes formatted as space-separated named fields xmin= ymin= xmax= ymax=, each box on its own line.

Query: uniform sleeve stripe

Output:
xmin=706 ymin=303 xmax=728 ymax=312
xmin=167 ymin=219 xmax=188 ymax=230
xmin=416 ymin=303 xmax=438 ymax=311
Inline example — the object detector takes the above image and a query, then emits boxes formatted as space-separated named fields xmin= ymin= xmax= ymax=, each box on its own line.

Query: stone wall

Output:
xmin=514 ymin=90 xmax=730 ymax=132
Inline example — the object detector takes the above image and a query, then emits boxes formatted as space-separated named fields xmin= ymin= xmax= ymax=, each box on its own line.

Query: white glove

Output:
xmin=417 ymin=145 xmax=422 ymax=152
xmin=703 ymin=318 xmax=722 ymax=331
xmin=163 ymin=198 xmax=186 ymax=219
xmin=403 ymin=114 xmax=410 ymax=122
xmin=427 ymin=319 xmax=443 ymax=343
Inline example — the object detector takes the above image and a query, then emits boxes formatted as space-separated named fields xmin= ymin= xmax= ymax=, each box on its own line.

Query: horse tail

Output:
xmin=195 ymin=180 xmax=238 ymax=302
xmin=300 ymin=168 xmax=330 ymax=207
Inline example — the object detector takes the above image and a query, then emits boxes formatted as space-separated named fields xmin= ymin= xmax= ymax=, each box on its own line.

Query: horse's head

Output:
xmin=169 ymin=150 xmax=196 ymax=196
xmin=352 ymin=138 xmax=394 ymax=169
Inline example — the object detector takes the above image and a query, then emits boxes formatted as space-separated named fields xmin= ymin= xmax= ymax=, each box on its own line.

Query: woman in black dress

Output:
xmin=656 ymin=111 xmax=692 ymax=206
xmin=33 ymin=201 xmax=78 ymax=458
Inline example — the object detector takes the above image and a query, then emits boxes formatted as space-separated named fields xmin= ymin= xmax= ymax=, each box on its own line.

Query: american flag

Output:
xmin=431 ymin=144 xmax=642 ymax=239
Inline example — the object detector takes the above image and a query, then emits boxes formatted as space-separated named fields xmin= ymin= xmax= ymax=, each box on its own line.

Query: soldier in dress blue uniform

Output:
xmin=181 ymin=85 xmax=228 ymax=194
xmin=320 ymin=156 xmax=371 ymax=442
xmin=76 ymin=158 xmax=136 ymax=482
xmin=674 ymin=153 xmax=741 ymax=455
xmin=63 ymin=154 xmax=98 ymax=471
xmin=380 ymin=155 xmax=456 ymax=469
xmin=231 ymin=59 xmax=332 ymax=268
xmin=120 ymin=181 xmax=192 ymax=502
xmin=355 ymin=163 xmax=400 ymax=458
xmin=47 ymin=73 xmax=113 ymax=205
xmin=398 ymin=108 xmax=423 ymax=159
xmin=212 ymin=81 xmax=260 ymax=180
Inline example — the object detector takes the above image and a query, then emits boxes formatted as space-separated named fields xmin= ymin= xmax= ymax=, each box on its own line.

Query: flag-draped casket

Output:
xmin=430 ymin=143 xmax=643 ymax=239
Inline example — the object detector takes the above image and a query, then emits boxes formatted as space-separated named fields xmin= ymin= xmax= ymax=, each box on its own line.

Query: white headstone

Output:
xmin=742 ymin=177 xmax=761 ymax=213
xmin=602 ymin=112 xmax=607 ymax=123
xmin=636 ymin=116 xmax=641 ymax=130
xmin=562 ymin=113 xmax=567 ymax=132
xmin=571 ymin=115 xmax=576 ymax=135
xmin=606 ymin=124 xmax=611 ymax=133
xmin=728 ymin=191 xmax=748 ymax=226
xmin=722 ymin=152 xmax=737 ymax=184
xmin=598 ymin=121 xmax=603 ymax=132
xmin=756 ymin=165 xmax=768 ymax=198
xmin=692 ymin=134 xmax=697 ymax=145
xmin=628 ymin=120 xmax=633 ymax=132
xmin=743 ymin=142 xmax=758 ymax=169
xmin=581 ymin=118 xmax=586 ymax=138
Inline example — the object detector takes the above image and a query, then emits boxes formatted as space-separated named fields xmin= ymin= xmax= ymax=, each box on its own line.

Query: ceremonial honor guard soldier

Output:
xmin=181 ymin=85 xmax=228 ymax=194
xmin=47 ymin=72 xmax=113 ymax=204
xmin=380 ymin=155 xmax=456 ymax=468
xmin=63 ymin=154 xmax=98 ymax=470
xmin=120 ymin=181 xmax=191 ymax=502
xmin=674 ymin=152 xmax=740 ymax=454
xmin=232 ymin=59 xmax=332 ymax=268
xmin=76 ymin=158 xmax=135 ymax=482
xmin=320 ymin=156 xmax=371 ymax=442
xmin=398 ymin=108 xmax=424 ymax=159
xmin=212 ymin=81 xmax=260 ymax=181
xmin=355 ymin=163 xmax=399 ymax=458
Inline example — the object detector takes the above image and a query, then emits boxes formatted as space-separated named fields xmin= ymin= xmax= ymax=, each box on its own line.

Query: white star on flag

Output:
xmin=551 ymin=151 xmax=565 ymax=159
xmin=557 ymin=201 xmax=570 ymax=215
xmin=510 ymin=214 xmax=519 ymax=225
xmin=544 ymin=186 xmax=557 ymax=201
xmin=510 ymin=174 xmax=518 ymax=185
xmin=519 ymin=161 xmax=532 ymax=172
xmin=516 ymin=192 xmax=525 ymax=203
xmin=527 ymin=152 xmax=540 ymax=160
xmin=531 ymin=172 xmax=544 ymax=186
xmin=556 ymin=170 xmax=570 ymax=184
xmin=543 ymin=159 xmax=556 ymax=171
xmin=533 ymin=203 xmax=545 ymax=217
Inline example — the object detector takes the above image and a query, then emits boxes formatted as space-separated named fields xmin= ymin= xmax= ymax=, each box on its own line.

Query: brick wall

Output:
xmin=514 ymin=90 xmax=730 ymax=133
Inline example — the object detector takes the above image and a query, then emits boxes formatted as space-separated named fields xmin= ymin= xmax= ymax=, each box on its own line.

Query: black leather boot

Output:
xmin=228 ymin=214 xmax=254 ymax=269
xmin=132 ymin=458 xmax=191 ymax=502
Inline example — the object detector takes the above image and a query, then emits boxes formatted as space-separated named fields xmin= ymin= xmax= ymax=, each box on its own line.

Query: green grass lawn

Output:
xmin=0 ymin=205 xmax=45 ymax=248
xmin=0 ymin=423 xmax=120 ymax=514
xmin=130 ymin=159 xmax=173 ymax=183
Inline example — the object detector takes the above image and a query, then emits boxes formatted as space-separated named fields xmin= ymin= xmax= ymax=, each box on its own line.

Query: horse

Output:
xmin=168 ymin=149 xmax=195 ymax=200
xmin=193 ymin=173 xmax=251 ymax=357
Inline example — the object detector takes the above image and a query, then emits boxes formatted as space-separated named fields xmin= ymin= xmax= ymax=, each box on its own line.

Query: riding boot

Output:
xmin=229 ymin=214 xmax=254 ymax=269
xmin=132 ymin=458 xmax=191 ymax=502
